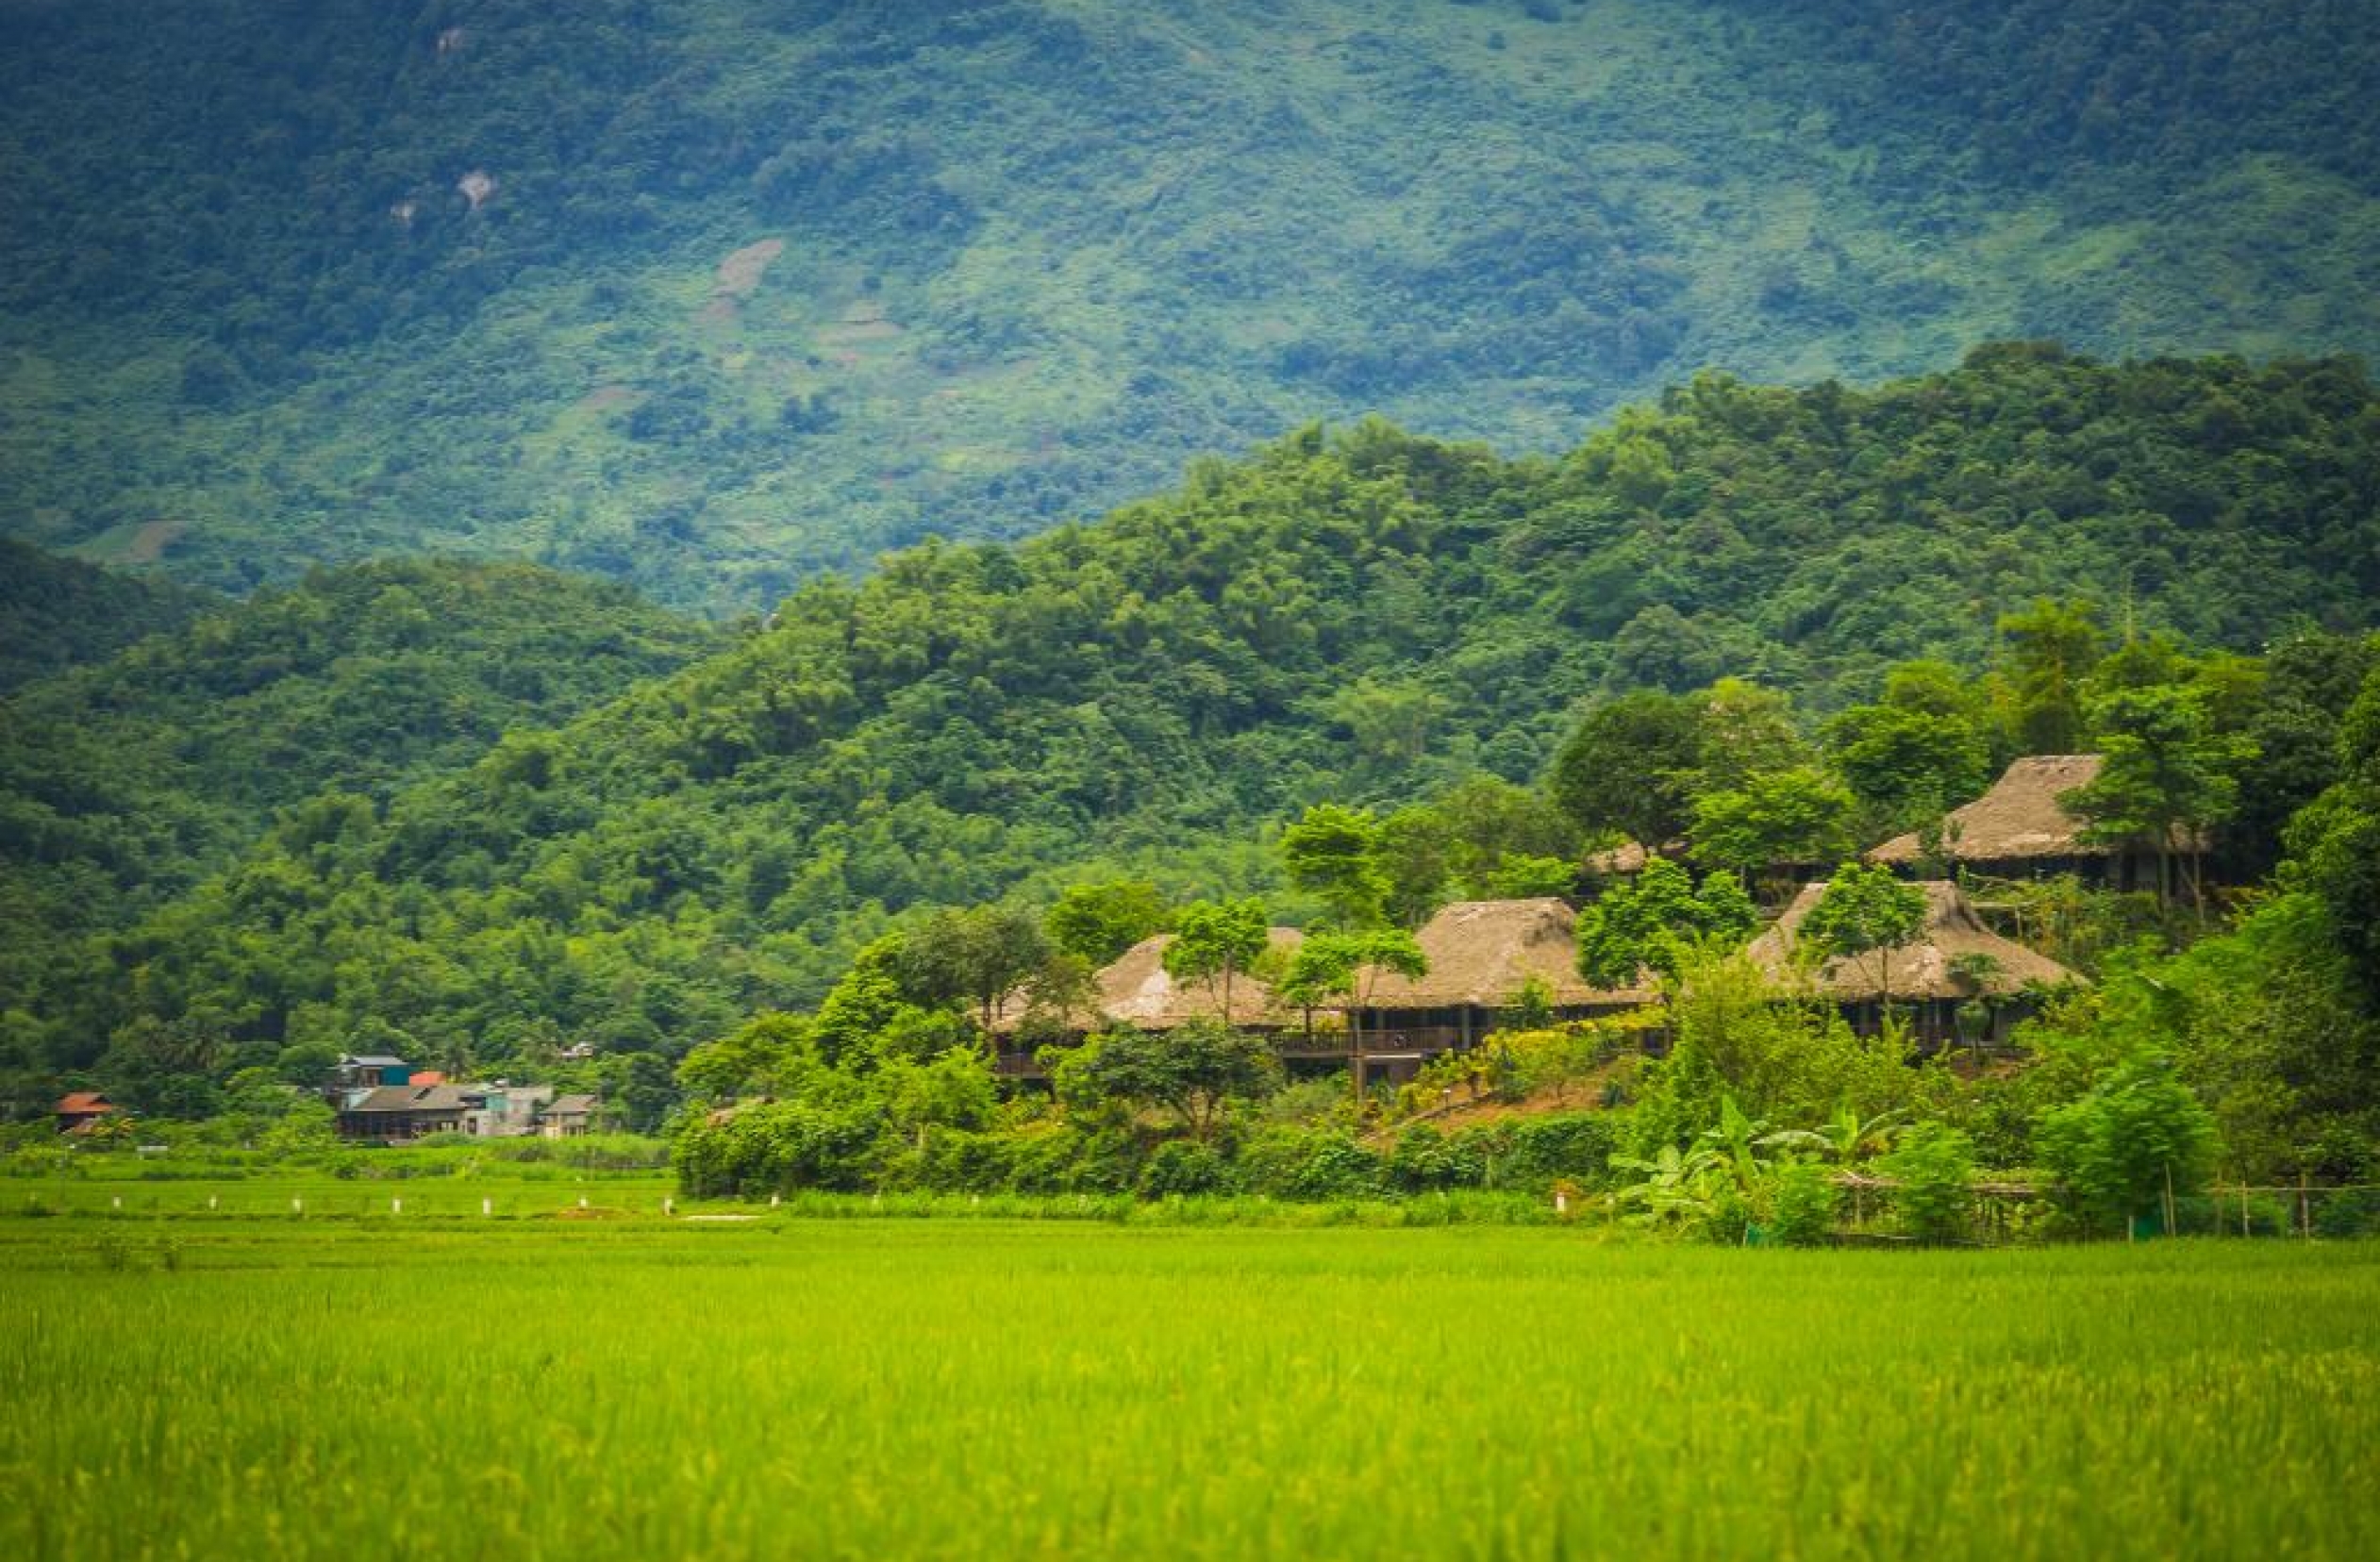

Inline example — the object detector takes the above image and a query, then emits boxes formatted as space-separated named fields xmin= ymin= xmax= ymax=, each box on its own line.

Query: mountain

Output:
xmin=0 ymin=557 xmax=722 ymax=1019
xmin=3 ymin=1 xmax=2377 ymax=607
xmin=11 ymin=347 xmax=2373 ymax=1097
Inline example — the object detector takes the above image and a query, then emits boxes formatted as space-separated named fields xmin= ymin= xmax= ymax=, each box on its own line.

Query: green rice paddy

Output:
xmin=1 ymin=1208 xmax=2373 ymax=1560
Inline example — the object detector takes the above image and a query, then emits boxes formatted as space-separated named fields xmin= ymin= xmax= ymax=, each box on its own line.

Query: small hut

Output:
xmin=991 ymin=928 xmax=1306 ymax=1077
xmin=55 ymin=1091 xmax=118 ymax=1136
xmin=1744 ymin=880 xmax=2081 ymax=1047
xmin=1354 ymin=899 xmax=1653 ymax=1077
xmin=1866 ymin=755 xmax=2177 ymax=889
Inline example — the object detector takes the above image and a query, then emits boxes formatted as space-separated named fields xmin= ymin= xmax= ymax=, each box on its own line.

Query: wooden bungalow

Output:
xmin=1743 ymin=880 xmax=2082 ymax=1048
xmin=55 ymin=1091 xmax=118 ymax=1136
xmin=1350 ymin=898 xmax=1654 ymax=1087
xmin=335 ymin=1084 xmax=468 ymax=1144
xmin=991 ymin=928 xmax=1306 ymax=1078
xmin=537 ymin=1093 xmax=602 ymax=1138
xmin=1866 ymin=755 xmax=2183 ymax=890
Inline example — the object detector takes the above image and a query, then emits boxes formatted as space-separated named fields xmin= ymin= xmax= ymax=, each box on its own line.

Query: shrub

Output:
xmin=2035 ymin=1054 xmax=2217 ymax=1237
xmin=1501 ymin=1113 xmax=1621 ymax=1188
xmin=1883 ymin=1123 xmax=1974 ymax=1244
xmin=1139 ymin=1140 xmax=1237 ymax=1198
xmin=1239 ymin=1128 xmax=1383 ymax=1202
xmin=1768 ymin=1161 xmax=1838 ymax=1247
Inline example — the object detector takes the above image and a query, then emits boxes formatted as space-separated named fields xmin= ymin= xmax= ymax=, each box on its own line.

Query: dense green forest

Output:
xmin=4 ymin=1 xmax=2377 ymax=607
xmin=0 ymin=540 xmax=214 ymax=692
xmin=6 ymin=348 xmax=2377 ymax=1142
xmin=0 ymin=560 xmax=721 ymax=1037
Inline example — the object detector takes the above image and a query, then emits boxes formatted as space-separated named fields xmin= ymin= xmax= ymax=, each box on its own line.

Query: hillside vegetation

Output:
xmin=3 ymin=1 xmax=2377 ymax=606
xmin=0 ymin=559 xmax=721 ymax=1025
xmin=7 ymin=347 xmax=2374 ymax=1114
xmin=0 ymin=540 xmax=215 ymax=692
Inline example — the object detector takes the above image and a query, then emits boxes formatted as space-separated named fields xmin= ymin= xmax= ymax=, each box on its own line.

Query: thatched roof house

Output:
xmin=1364 ymin=898 xmax=1653 ymax=1013
xmin=1745 ymin=880 xmax=2080 ymax=1044
xmin=1867 ymin=755 xmax=2187 ymax=886
xmin=998 ymin=927 xmax=1307 ymax=1037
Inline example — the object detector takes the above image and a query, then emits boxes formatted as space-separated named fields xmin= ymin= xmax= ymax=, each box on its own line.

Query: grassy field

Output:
xmin=1 ymin=1211 xmax=2373 ymax=1561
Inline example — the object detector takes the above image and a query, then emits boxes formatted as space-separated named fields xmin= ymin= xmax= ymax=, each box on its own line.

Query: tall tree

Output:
xmin=1046 ymin=881 xmax=1173 ymax=966
xmin=1280 ymin=929 xmax=1428 ymax=1106
xmin=2064 ymin=686 xmax=2253 ymax=906
xmin=1547 ymin=690 xmax=1706 ymax=853
xmin=1688 ymin=767 xmax=1856 ymax=888
xmin=1162 ymin=899 xmax=1272 ymax=1026
xmin=1574 ymin=859 xmax=1760 ymax=996
xmin=901 ymin=906 xmax=1053 ymax=1051
xmin=1998 ymin=598 xmax=2104 ymax=754
xmin=1280 ymin=804 xmax=1390 ymax=929
xmin=1797 ymin=863 xmax=1929 ymax=1014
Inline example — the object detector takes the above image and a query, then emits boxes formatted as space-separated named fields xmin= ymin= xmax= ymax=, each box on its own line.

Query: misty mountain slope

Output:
xmin=2 ymin=0 xmax=2376 ymax=607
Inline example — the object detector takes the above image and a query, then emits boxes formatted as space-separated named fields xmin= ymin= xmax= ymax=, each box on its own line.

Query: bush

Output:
xmin=1768 ymin=1161 xmax=1837 ymax=1247
xmin=1239 ymin=1128 xmax=1383 ymax=1202
xmin=1500 ymin=1113 xmax=1622 ymax=1188
xmin=1883 ymin=1123 xmax=1974 ymax=1244
xmin=1139 ymin=1140 xmax=1237 ymax=1198
xmin=2035 ymin=1054 xmax=2217 ymax=1237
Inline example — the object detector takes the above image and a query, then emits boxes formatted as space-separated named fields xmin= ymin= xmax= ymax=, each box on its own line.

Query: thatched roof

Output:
xmin=1744 ymin=880 xmax=2080 ymax=1002
xmin=1363 ymin=898 xmax=1653 ymax=1011
xmin=999 ymin=928 xmax=1306 ymax=1034
xmin=1869 ymin=754 xmax=2158 ymax=865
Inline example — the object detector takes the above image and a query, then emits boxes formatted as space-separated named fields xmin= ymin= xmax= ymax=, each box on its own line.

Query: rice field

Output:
xmin=1 ymin=1209 xmax=2373 ymax=1561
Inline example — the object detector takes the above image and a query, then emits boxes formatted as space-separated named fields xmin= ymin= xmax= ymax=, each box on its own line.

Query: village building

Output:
xmin=1866 ymin=754 xmax=2181 ymax=889
xmin=1349 ymin=898 xmax=1654 ymax=1087
xmin=330 ymin=1054 xmax=414 ymax=1094
xmin=335 ymin=1084 xmax=469 ymax=1144
xmin=54 ymin=1091 xmax=118 ymax=1136
xmin=458 ymin=1082 xmax=555 ymax=1138
xmin=537 ymin=1094 xmax=602 ymax=1138
xmin=1743 ymin=880 xmax=2082 ymax=1048
xmin=991 ymin=928 xmax=1307 ymax=1078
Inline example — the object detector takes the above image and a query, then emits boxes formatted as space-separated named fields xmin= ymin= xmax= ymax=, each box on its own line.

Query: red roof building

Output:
xmin=55 ymin=1092 xmax=118 ymax=1135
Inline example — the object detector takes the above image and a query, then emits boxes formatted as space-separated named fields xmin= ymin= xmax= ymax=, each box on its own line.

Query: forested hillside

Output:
xmin=7 ymin=348 xmax=2374 ymax=1114
xmin=3 ymin=0 xmax=2376 ymax=607
xmin=0 ymin=559 xmax=721 ymax=1029
xmin=0 ymin=540 xmax=214 ymax=692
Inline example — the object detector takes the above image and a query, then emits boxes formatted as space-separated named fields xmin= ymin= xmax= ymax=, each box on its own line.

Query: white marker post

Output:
xmin=770 ymin=1193 xmax=780 ymax=1208
xmin=292 ymin=1197 xmax=304 ymax=1217
xmin=577 ymin=1196 xmax=588 ymax=1210
xmin=111 ymin=1195 xmax=122 ymax=1211
xmin=207 ymin=1195 xmax=218 ymax=1212
xmin=664 ymin=1197 xmax=675 ymax=1217
xmin=1555 ymin=1189 xmax=1569 ymax=1217
xmin=391 ymin=1197 xmax=403 ymax=1216
xmin=481 ymin=1197 xmax=492 ymax=1218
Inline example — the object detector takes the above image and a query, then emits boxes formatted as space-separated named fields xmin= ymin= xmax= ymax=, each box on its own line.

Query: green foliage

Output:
xmin=1050 ymin=1021 xmax=1279 ymax=1142
xmin=2036 ymin=1055 xmax=2220 ymax=1236
xmin=2065 ymin=684 xmax=2254 ymax=902
xmin=1550 ymin=691 xmax=1706 ymax=852
xmin=1046 ymin=881 xmax=1173 ymax=966
xmin=1998 ymin=599 xmax=2105 ymax=755
xmin=1689 ymin=767 xmax=1856 ymax=881
xmin=1797 ymin=864 xmax=1930 ymax=1001
xmin=1768 ymin=1161 xmax=1839 ymax=1247
xmin=1279 ymin=805 xmax=1390 ymax=930
xmin=14 ymin=5 xmax=2380 ymax=609
xmin=1574 ymin=860 xmax=1759 ymax=991
xmin=10 ymin=353 xmax=2380 ymax=1124
xmin=1881 ymin=1123 xmax=1976 ymax=1245
xmin=0 ymin=540 xmax=213 ymax=693
xmin=1161 ymin=900 xmax=1272 ymax=1021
